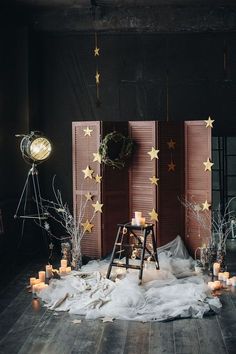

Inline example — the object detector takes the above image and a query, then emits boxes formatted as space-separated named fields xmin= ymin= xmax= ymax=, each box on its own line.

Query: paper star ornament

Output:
xmin=202 ymin=200 xmax=211 ymax=211
xmin=95 ymin=174 xmax=102 ymax=183
xmin=203 ymin=158 xmax=214 ymax=171
xmin=149 ymin=176 xmax=159 ymax=185
xmin=95 ymin=71 xmax=100 ymax=84
xmin=148 ymin=208 xmax=158 ymax=222
xmin=82 ymin=166 xmax=94 ymax=179
xmin=83 ymin=126 xmax=93 ymax=136
xmin=147 ymin=147 xmax=159 ymax=160
xmin=167 ymin=139 xmax=176 ymax=149
xmin=168 ymin=161 xmax=176 ymax=172
xmin=92 ymin=201 xmax=103 ymax=213
xmin=81 ymin=219 xmax=94 ymax=233
xmin=93 ymin=152 xmax=102 ymax=164
xmin=84 ymin=192 xmax=93 ymax=201
xmin=94 ymin=47 xmax=100 ymax=56
xmin=204 ymin=116 xmax=214 ymax=128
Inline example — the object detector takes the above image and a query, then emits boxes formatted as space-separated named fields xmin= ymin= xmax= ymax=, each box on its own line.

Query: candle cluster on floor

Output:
xmin=208 ymin=262 xmax=236 ymax=290
xmin=29 ymin=259 xmax=72 ymax=296
xmin=131 ymin=211 xmax=146 ymax=226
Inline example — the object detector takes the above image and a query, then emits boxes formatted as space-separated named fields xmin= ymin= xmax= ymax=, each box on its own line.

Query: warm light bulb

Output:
xmin=30 ymin=137 xmax=52 ymax=161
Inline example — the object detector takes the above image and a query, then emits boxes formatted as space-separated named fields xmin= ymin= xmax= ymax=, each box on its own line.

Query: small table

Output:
xmin=106 ymin=222 xmax=159 ymax=283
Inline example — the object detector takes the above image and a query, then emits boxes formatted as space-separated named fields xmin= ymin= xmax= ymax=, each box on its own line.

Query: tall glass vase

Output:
xmin=71 ymin=247 xmax=82 ymax=270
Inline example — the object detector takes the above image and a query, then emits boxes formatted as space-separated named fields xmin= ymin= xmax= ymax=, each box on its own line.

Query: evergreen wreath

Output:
xmin=99 ymin=131 xmax=134 ymax=169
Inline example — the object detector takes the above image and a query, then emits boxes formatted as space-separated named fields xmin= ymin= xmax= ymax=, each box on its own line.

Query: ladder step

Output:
xmin=111 ymin=262 xmax=142 ymax=270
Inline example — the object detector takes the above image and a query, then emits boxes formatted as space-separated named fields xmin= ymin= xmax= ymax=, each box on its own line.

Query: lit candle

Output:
xmin=226 ymin=278 xmax=232 ymax=286
xmin=59 ymin=267 xmax=67 ymax=275
xmin=30 ymin=277 xmax=36 ymax=286
xmin=213 ymin=262 xmax=220 ymax=276
xmin=140 ymin=217 xmax=146 ymax=225
xmin=66 ymin=266 xmax=71 ymax=274
xmin=218 ymin=272 xmax=224 ymax=281
xmin=131 ymin=218 xmax=136 ymax=225
xmin=208 ymin=281 xmax=215 ymax=290
xmin=231 ymin=277 xmax=236 ymax=286
xmin=61 ymin=259 xmax=67 ymax=268
xmin=214 ymin=280 xmax=221 ymax=290
xmin=38 ymin=271 xmax=46 ymax=282
xmin=134 ymin=211 xmax=142 ymax=219
xmin=45 ymin=264 xmax=53 ymax=278
xmin=223 ymin=272 xmax=230 ymax=281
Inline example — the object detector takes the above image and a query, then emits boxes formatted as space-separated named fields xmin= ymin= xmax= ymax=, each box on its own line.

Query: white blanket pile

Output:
xmin=38 ymin=236 xmax=222 ymax=322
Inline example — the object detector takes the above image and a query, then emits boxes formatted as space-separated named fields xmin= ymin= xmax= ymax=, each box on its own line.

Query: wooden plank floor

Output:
xmin=0 ymin=242 xmax=236 ymax=354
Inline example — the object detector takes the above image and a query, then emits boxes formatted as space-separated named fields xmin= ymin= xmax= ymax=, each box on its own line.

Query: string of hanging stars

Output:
xmin=94 ymin=32 xmax=101 ymax=107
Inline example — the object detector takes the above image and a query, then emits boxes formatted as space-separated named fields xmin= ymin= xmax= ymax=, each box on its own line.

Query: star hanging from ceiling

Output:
xmin=167 ymin=139 xmax=176 ymax=150
xmin=94 ymin=47 xmax=100 ymax=56
xmin=203 ymin=158 xmax=214 ymax=171
xmin=93 ymin=152 xmax=102 ymax=164
xmin=83 ymin=126 xmax=93 ymax=136
xmin=204 ymin=116 xmax=214 ymax=128
xmin=81 ymin=219 xmax=94 ymax=233
xmin=148 ymin=208 xmax=158 ymax=222
xmin=202 ymin=200 xmax=211 ymax=211
xmin=149 ymin=176 xmax=159 ymax=185
xmin=92 ymin=201 xmax=103 ymax=213
xmin=95 ymin=71 xmax=100 ymax=84
xmin=84 ymin=192 xmax=93 ymax=201
xmin=95 ymin=174 xmax=102 ymax=183
xmin=147 ymin=147 xmax=159 ymax=160
xmin=82 ymin=166 xmax=94 ymax=179
xmin=168 ymin=160 xmax=176 ymax=172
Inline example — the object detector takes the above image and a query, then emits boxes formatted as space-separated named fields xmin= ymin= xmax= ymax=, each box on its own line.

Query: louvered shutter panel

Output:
xmin=128 ymin=121 xmax=158 ymax=240
xmin=72 ymin=121 xmax=102 ymax=258
xmin=158 ymin=122 xmax=185 ymax=246
xmin=185 ymin=121 xmax=212 ymax=255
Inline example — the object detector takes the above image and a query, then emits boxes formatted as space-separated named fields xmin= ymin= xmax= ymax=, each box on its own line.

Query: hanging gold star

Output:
xmin=95 ymin=174 xmax=102 ymax=183
xmin=167 ymin=139 xmax=176 ymax=149
xmin=82 ymin=166 xmax=94 ymax=179
xmin=168 ymin=160 xmax=176 ymax=172
xmin=149 ymin=176 xmax=159 ymax=185
xmin=95 ymin=71 xmax=100 ymax=84
xmin=83 ymin=126 xmax=93 ymax=136
xmin=81 ymin=219 xmax=94 ymax=233
xmin=94 ymin=47 xmax=100 ymax=56
xmin=204 ymin=116 xmax=214 ymax=128
xmin=147 ymin=147 xmax=159 ymax=160
xmin=92 ymin=201 xmax=103 ymax=213
xmin=202 ymin=200 xmax=211 ymax=211
xmin=148 ymin=208 xmax=158 ymax=222
xmin=203 ymin=158 xmax=214 ymax=171
xmin=93 ymin=152 xmax=102 ymax=164
xmin=84 ymin=192 xmax=93 ymax=201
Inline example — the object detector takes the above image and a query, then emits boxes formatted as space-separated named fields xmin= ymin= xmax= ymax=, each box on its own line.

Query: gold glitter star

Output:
xmin=94 ymin=47 xmax=100 ymax=56
xmin=84 ymin=192 xmax=93 ymax=201
xmin=148 ymin=208 xmax=158 ymax=222
xmin=95 ymin=174 xmax=102 ymax=183
xmin=83 ymin=126 xmax=93 ymax=136
xmin=82 ymin=166 xmax=94 ymax=179
xmin=93 ymin=152 xmax=102 ymax=164
xmin=149 ymin=176 xmax=159 ymax=185
xmin=92 ymin=201 xmax=103 ymax=213
xmin=167 ymin=139 xmax=176 ymax=149
xmin=95 ymin=71 xmax=100 ymax=84
xmin=168 ymin=160 xmax=176 ymax=172
xmin=203 ymin=158 xmax=214 ymax=171
xmin=204 ymin=116 xmax=214 ymax=128
xmin=202 ymin=200 xmax=211 ymax=211
xmin=147 ymin=147 xmax=159 ymax=160
xmin=81 ymin=219 xmax=94 ymax=233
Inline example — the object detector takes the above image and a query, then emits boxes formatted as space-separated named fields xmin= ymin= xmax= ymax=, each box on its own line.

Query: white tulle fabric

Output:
xmin=39 ymin=236 xmax=221 ymax=321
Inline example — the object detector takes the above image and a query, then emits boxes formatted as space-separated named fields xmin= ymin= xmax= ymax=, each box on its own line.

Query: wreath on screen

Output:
xmin=99 ymin=131 xmax=134 ymax=169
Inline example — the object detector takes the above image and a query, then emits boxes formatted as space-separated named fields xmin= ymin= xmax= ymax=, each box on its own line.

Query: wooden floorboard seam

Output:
xmin=95 ymin=321 xmax=106 ymax=354
xmin=172 ymin=320 xmax=177 ymax=354
xmin=216 ymin=316 xmax=230 ymax=354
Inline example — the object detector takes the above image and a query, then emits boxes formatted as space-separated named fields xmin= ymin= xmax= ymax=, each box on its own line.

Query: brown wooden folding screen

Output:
xmin=184 ymin=121 xmax=212 ymax=254
xmin=72 ymin=120 xmax=212 ymax=258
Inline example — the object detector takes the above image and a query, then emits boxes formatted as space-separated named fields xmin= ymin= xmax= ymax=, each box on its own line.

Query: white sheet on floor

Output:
xmin=38 ymin=236 xmax=222 ymax=322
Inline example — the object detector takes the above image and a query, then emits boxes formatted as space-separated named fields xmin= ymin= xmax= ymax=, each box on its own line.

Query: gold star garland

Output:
xmin=167 ymin=138 xmax=176 ymax=172
xmin=94 ymin=32 xmax=101 ymax=107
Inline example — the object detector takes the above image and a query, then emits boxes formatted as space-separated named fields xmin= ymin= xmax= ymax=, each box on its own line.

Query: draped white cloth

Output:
xmin=38 ymin=236 xmax=222 ymax=321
